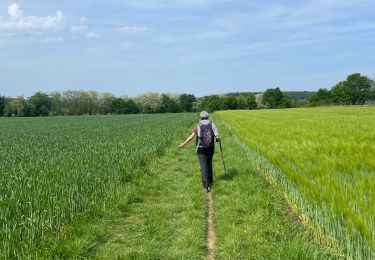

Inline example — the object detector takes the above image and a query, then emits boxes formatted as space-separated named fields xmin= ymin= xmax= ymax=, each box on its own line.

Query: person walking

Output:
xmin=179 ymin=111 xmax=220 ymax=192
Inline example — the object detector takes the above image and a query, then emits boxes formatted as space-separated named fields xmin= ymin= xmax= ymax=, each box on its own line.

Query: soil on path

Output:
xmin=207 ymin=191 xmax=216 ymax=260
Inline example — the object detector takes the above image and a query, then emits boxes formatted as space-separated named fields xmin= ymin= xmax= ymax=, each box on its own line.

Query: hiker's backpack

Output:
xmin=197 ymin=121 xmax=215 ymax=148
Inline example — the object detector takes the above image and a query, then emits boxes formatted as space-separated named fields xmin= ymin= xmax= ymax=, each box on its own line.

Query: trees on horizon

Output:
xmin=309 ymin=73 xmax=375 ymax=106
xmin=0 ymin=91 xmax=198 ymax=117
xmin=261 ymin=87 xmax=291 ymax=109
xmin=1 ymin=73 xmax=374 ymax=117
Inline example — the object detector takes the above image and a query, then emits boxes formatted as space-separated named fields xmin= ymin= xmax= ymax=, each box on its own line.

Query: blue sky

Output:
xmin=0 ymin=0 xmax=374 ymax=97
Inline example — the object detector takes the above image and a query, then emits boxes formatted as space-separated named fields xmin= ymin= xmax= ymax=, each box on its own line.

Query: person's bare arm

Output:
xmin=179 ymin=132 xmax=196 ymax=149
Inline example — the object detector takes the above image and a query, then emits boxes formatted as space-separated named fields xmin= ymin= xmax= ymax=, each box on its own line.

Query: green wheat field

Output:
xmin=0 ymin=107 xmax=374 ymax=259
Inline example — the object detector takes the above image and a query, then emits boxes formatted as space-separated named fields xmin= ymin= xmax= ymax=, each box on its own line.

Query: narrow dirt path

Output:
xmin=207 ymin=192 xmax=216 ymax=260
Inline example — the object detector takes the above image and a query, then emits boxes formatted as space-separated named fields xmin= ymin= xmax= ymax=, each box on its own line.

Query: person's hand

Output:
xmin=178 ymin=142 xmax=186 ymax=149
xmin=215 ymin=136 xmax=221 ymax=142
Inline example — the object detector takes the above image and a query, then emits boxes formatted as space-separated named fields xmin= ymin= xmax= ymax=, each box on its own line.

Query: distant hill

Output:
xmin=225 ymin=92 xmax=259 ymax=96
xmin=221 ymin=91 xmax=316 ymax=108
xmin=225 ymin=91 xmax=316 ymax=101
xmin=283 ymin=91 xmax=316 ymax=100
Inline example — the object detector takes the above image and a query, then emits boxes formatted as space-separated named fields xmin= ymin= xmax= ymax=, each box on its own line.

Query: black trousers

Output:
xmin=197 ymin=147 xmax=214 ymax=188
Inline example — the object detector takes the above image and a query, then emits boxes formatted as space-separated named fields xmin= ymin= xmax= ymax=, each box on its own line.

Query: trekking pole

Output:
xmin=219 ymin=140 xmax=227 ymax=175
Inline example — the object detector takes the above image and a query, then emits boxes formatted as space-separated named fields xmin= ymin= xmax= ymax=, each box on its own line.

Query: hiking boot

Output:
xmin=206 ymin=186 xmax=211 ymax=192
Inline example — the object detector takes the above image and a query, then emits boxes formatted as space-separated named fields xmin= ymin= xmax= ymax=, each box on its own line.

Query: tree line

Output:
xmin=0 ymin=91 xmax=196 ymax=117
xmin=198 ymin=87 xmax=292 ymax=112
xmin=0 ymin=89 xmax=293 ymax=117
xmin=199 ymin=73 xmax=375 ymax=111
xmin=1 ymin=73 xmax=373 ymax=117
xmin=309 ymin=73 xmax=375 ymax=106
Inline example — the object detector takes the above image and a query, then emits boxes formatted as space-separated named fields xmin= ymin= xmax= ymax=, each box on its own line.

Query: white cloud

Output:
xmin=71 ymin=17 xmax=87 ymax=32
xmin=71 ymin=17 xmax=100 ymax=39
xmin=86 ymin=32 xmax=99 ymax=38
xmin=8 ymin=3 xmax=23 ymax=17
xmin=120 ymin=26 xmax=148 ymax=35
xmin=0 ymin=3 xmax=64 ymax=32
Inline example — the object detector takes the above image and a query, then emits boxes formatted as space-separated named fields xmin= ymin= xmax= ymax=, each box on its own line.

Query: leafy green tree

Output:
xmin=28 ymin=92 xmax=51 ymax=116
xmin=62 ymin=90 xmax=78 ymax=115
xmin=3 ymin=97 xmax=29 ymax=117
xmin=0 ymin=96 xmax=6 ymax=116
xmin=371 ymin=77 xmax=375 ymax=100
xmin=3 ymin=98 xmax=16 ymax=116
xmin=16 ymin=96 xmax=30 ymax=116
xmin=309 ymin=88 xmax=332 ymax=106
xmin=200 ymin=95 xmax=223 ymax=112
xmin=4 ymin=98 xmax=17 ymax=116
xmin=237 ymin=96 xmax=248 ymax=109
xmin=134 ymin=92 xmax=162 ymax=114
xmin=247 ymin=94 xmax=257 ymax=109
xmin=112 ymin=97 xmax=126 ymax=114
xmin=342 ymin=73 xmax=373 ymax=104
xmin=223 ymin=96 xmax=238 ymax=110
xmin=99 ymin=92 xmax=116 ymax=115
xmin=50 ymin=92 xmax=64 ymax=116
xmin=330 ymin=83 xmax=346 ymax=105
xmin=77 ymin=91 xmax=91 ymax=115
xmin=179 ymin=94 xmax=196 ymax=112
xmin=255 ymin=94 xmax=265 ymax=109
xmin=124 ymin=99 xmax=140 ymax=114
xmin=160 ymin=94 xmax=180 ymax=113
xmin=87 ymin=91 xmax=100 ymax=115
xmin=112 ymin=97 xmax=140 ymax=114
xmin=262 ymin=87 xmax=284 ymax=108
xmin=327 ymin=73 xmax=375 ymax=105
xmin=282 ymin=94 xmax=292 ymax=108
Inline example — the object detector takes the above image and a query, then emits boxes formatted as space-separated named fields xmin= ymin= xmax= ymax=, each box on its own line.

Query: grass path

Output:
xmin=89 ymin=129 xmax=207 ymax=259
xmin=207 ymin=192 xmax=216 ymax=260
xmin=86 ymin=116 xmax=333 ymax=259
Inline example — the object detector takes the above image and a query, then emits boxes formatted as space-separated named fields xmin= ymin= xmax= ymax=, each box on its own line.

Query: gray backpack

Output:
xmin=197 ymin=121 xmax=215 ymax=148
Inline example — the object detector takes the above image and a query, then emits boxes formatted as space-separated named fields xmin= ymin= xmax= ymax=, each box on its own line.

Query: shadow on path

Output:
xmin=216 ymin=168 xmax=237 ymax=182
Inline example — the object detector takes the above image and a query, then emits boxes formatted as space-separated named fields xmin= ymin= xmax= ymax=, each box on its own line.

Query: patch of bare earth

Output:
xmin=207 ymin=192 xmax=216 ymax=260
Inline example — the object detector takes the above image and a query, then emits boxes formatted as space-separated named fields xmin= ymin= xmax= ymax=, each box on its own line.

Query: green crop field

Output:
xmin=1 ymin=107 xmax=373 ymax=259
xmin=0 ymin=114 xmax=196 ymax=258
xmin=218 ymin=107 xmax=375 ymax=258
